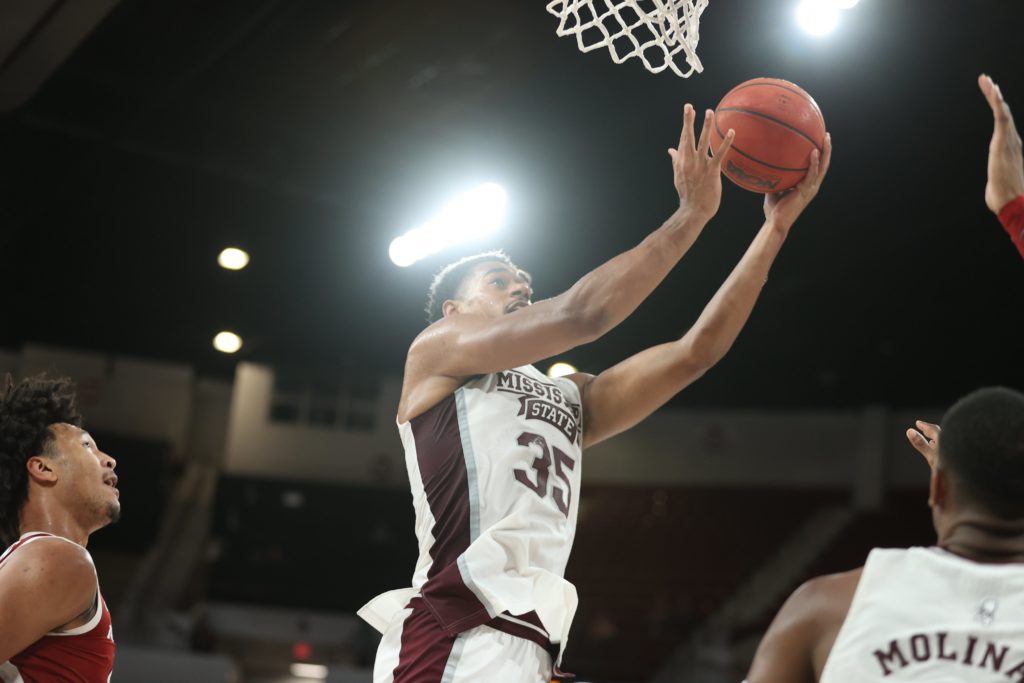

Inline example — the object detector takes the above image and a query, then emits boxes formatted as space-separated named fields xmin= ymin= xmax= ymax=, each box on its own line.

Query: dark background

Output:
xmin=3 ymin=0 xmax=1022 ymax=410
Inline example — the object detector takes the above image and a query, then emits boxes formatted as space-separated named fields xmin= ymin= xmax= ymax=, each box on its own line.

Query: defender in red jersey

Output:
xmin=979 ymin=74 xmax=1024 ymax=259
xmin=0 ymin=376 xmax=119 ymax=682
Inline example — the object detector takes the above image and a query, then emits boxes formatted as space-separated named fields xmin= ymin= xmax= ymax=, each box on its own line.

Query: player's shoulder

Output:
xmin=798 ymin=566 xmax=863 ymax=597
xmin=406 ymin=315 xmax=470 ymax=372
xmin=0 ymin=537 xmax=98 ymax=635
xmin=0 ymin=536 xmax=96 ymax=589
xmin=788 ymin=567 xmax=863 ymax=626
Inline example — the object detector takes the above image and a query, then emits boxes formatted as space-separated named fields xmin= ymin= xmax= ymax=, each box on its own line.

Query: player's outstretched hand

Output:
xmin=906 ymin=420 xmax=940 ymax=469
xmin=979 ymin=74 xmax=1024 ymax=215
xmin=669 ymin=104 xmax=735 ymax=221
xmin=763 ymin=133 xmax=832 ymax=231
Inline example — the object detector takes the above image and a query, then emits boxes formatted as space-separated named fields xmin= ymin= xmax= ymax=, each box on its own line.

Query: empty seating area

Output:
xmin=741 ymin=488 xmax=935 ymax=641
xmin=208 ymin=476 xmax=417 ymax=613
xmin=563 ymin=485 xmax=846 ymax=681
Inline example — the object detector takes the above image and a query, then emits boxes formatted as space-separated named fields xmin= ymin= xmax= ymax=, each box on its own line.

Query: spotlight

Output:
xmin=389 ymin=183 xmax=507 ymax=267
xmin=547 ymin=362 xmax=578 ymax=378
xmin=213 ymin=331 xmax=243 ymax=354
xmin=796 ymin=0 xmax=840 ymax=36
xmin=217 ymin=247 xmax=250 ymax=271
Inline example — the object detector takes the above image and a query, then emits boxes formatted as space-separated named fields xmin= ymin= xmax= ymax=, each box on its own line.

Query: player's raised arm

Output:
xmin=979 ymin=74 xmax=1024 ymax=259
xmin=574 ymin=136 xmax=831 ymax=448
xmin=410 ymin=106 xmax=736 ymax=381
xmin=0 ymin=540 xmax=97 ymax=661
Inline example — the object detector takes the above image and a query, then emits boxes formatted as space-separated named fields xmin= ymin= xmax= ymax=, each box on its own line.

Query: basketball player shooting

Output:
xmin=980 ymin=74 xmax=1024 ymax=259
xmin=0 ymin=376 xmax=119 ymax=682
xmin=745 ymin=387 xmax=1024 ymax=682
xmin=359 ymin=105 xmax=832 ymax=683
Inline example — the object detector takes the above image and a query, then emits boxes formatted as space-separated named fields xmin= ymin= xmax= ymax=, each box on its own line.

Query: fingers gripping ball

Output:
xmin=712 ymin=78 xmax=827 ymax=193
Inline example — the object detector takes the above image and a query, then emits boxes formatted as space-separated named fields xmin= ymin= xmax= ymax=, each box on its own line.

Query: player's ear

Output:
xmin=441 ymin=299 xmax=460 ymax=318
xmin=26 ymin=455 xmax=59 ymax=485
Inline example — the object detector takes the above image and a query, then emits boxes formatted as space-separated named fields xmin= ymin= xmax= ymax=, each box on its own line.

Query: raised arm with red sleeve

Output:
xmin=998 ymin=195 xmax=1024 ymax=259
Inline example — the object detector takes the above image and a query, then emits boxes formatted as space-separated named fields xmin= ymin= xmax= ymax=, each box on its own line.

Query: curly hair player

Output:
xmin=0 ymin=375 xmax=119 ymax=682
xmin=359 ymin=105 xmax=832 ymax=682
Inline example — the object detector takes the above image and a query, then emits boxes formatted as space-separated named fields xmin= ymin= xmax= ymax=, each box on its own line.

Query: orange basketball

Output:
xmin=712 ymin=77 xmax=826 ymax=194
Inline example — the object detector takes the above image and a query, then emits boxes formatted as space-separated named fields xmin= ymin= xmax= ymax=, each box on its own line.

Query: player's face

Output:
xmin=50 ymin=424 xmax=121 ymax=530
xmin=454 ymin=262 xmax=533 ymax=319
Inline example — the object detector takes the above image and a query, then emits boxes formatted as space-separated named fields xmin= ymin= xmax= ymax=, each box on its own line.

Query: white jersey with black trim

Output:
xmin=360 ymin=364 xmax=584 ymax=663
xmin=821 ymin=547 xmax=1024 ymax=682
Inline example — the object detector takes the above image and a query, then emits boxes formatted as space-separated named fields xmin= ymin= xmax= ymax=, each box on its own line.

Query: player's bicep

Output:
xmin=414 ymin=298 xmax=599 ymax=379
xmin=580 ymin=341 xmax=707 ymax=448
xmin=745 ymin=584 xmax=819 ymax=683
xmin=0 ymin=575 xmax=66 ymax=659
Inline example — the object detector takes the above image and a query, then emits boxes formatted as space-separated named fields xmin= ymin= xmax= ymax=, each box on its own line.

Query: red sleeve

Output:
xmin=998 ymin=195 xmax=1024 ymax=260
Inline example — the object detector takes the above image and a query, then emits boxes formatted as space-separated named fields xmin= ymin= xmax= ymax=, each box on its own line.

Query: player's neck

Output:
xmin=19 ymin=502 xmax=91 ymax=547
xmin=939 ymin=513 xmax=1024 ymax=563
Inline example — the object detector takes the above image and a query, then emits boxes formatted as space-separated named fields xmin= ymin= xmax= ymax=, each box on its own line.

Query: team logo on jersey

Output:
xmin=976 ymin=598 xmax=998 ymax=626
xmin=516 ymin=396 xmax=580 ymax=444
xmin=497 ymin=370 xmax=582 ymax=445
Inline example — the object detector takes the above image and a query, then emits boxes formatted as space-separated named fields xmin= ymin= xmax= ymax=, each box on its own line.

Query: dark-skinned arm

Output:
xmin=979 ymin=74 xmax=1024 ymax=259
xmin=411 ymin=106 xmax=736 ymax=380
xmin=574 ymin=135 xmax=832 ymax=448
xmin=746 ymin=568 xmax=861 ymax=683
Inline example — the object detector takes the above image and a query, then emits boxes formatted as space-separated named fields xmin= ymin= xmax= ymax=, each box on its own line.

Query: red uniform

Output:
xmin=998 ymin=195 xmax=1024 ymax=259
xmin=0 ymin=533 xmax=115 ymax=683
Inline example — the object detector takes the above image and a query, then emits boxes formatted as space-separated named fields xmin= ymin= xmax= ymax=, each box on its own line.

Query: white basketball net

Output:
xmin=547 ymin=0 xmax=709 ymax=78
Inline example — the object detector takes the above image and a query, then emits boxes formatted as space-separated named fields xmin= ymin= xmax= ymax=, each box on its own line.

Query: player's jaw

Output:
xmin=97 ymin=470 xmax=121 ymax=522
xmin=89 ymin=475 xmax=121 ymax=527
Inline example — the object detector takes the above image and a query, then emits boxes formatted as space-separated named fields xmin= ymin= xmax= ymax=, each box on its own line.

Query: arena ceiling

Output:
xmin=2 ymin=0 xmax=1022 ymax=409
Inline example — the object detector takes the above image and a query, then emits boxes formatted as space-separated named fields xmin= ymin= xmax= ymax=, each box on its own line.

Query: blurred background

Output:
xmin=1 ymin=0 xmax=1022 ymax=681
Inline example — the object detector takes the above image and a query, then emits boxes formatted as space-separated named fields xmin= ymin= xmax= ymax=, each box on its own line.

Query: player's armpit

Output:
xmin=0 ymin=540 xmax=97 ymax=661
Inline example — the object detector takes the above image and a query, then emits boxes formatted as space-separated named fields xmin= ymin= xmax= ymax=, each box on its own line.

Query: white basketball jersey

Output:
xmin=821 ymin=547 xmax=1024 ymax=682
xmin=359 ymin=365 xmax=584 ymax=663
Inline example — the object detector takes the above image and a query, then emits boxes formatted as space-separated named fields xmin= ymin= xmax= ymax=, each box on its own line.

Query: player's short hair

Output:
xmin=0 ymin=375 xmax=82 ymax=547
xmin=424 ymin=250 xmax=529 ymax=323
xmin=939 ymin=386 xmax=1024 ymax=520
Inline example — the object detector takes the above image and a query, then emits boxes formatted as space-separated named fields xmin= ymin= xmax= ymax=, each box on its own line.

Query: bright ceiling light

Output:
xmin=830 ymin=0 xmax=859 ymax=8
xmin=389 ymin=183 xmax=508 ymax=267
xmin=218 ymin=247 xmax=250 ymax=270
xmin=547 ymin=362 xmax=578 ymax=378
xmin=289 ymin=663 xmax=328 ymax=679
xmin=796 ymin=0 xmax=840 ymax=36
xmin=213 ymin=331 xmax=243 ymax=354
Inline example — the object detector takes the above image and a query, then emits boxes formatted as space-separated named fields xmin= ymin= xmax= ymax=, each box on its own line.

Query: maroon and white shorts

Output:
xmin=372 ymin=598 xmax=554 ymax=683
